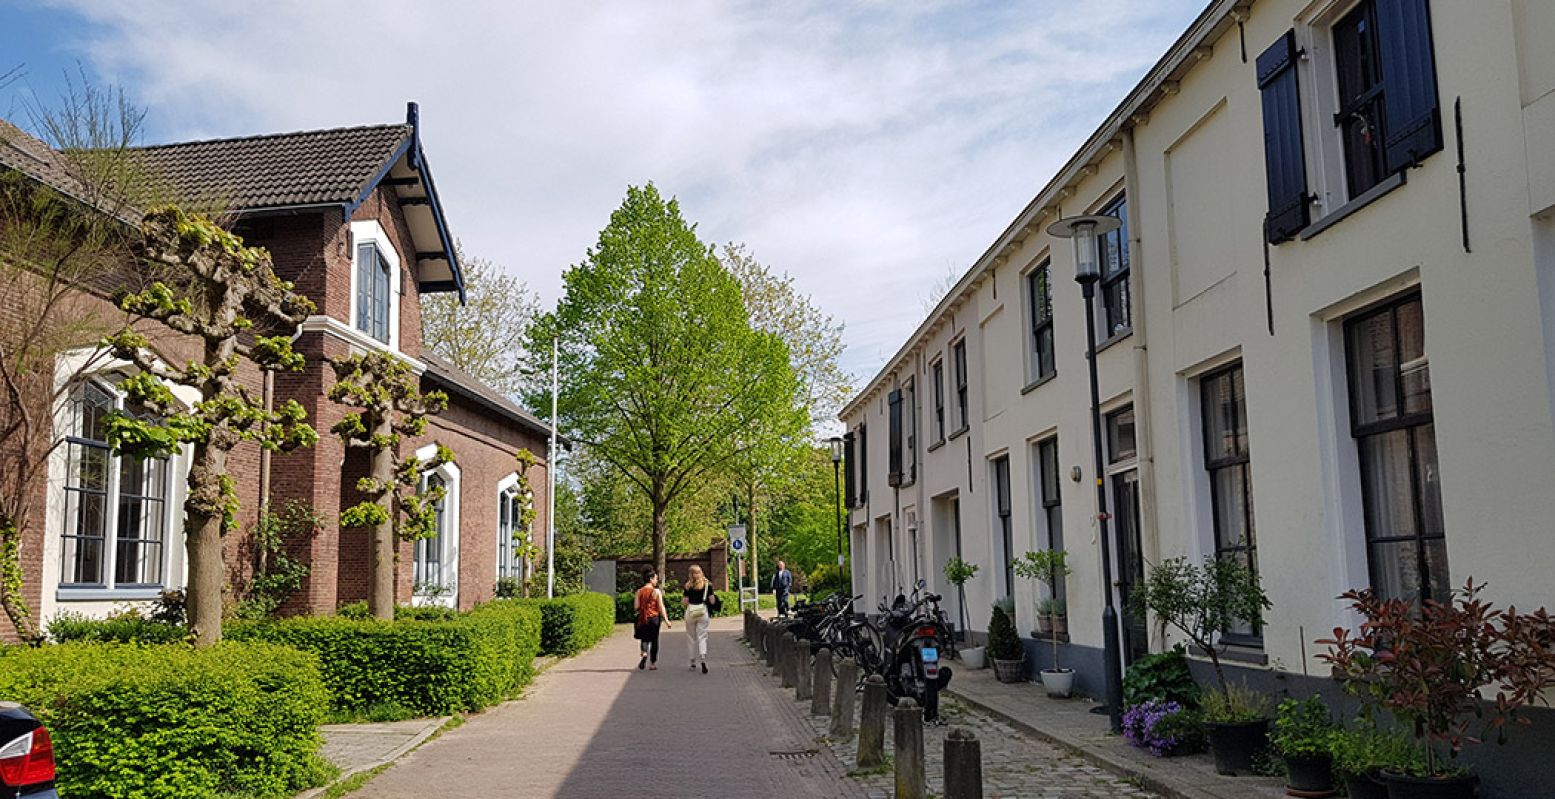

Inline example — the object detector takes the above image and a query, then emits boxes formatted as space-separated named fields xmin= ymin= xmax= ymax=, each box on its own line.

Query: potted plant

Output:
xmin=1123 ymin=647 xmax=1203 ymax=709
xmin=1123 ymin=699 xmax=1205 ymax=757
xmin=1330 ymin=728 xmax=1422 ymax=799
xmin=1132 ymin=555 xmax=1273 ymax=776
xmin=987 ymin=599 xmax=1026 ymax=683
xmin=944 ymin=557 xmax=981 ymax=666
xmin=1015 ymin=549 xmax=1075 ymax=696
xmin=1272 ymin=696 xmax=1338 ymax=797
xmin=1317 ymin=579 xmax=1555 ymax=799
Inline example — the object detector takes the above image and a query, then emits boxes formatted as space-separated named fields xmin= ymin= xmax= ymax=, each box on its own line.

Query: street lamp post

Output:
xmin=829 ymin=437 xmax=845 ymax=570
xmin=1049 ymin=213 xmax=1126 ymax=733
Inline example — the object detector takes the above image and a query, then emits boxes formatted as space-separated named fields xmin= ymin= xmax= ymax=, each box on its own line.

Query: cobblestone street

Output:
xmin=351 ymin=615 xmax=1158 ymax=798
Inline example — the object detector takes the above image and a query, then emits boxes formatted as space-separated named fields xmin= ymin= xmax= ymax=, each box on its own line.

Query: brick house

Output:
xmin=0 ymin=103 xmax=553 ymax=638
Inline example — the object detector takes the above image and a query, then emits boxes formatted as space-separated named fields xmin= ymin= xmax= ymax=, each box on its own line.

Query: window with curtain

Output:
xmin=1202 ymin=363 xmax=1260 ymax=643
xmin=1027 ymin=263 xmax=1055 ymax=381
xmin=1036 ymin=437 xmax=1064 ymax=602
xmin=1098 ymin=196 xmax=1131 ymax=337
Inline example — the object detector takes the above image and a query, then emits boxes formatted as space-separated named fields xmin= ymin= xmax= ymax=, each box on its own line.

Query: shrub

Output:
xmin=1200 ymin=680 xmax=1272 ymax=723
xmin=987 ymin=603 xmax=1023 ymax=661
xmin=48 ymin=609 xmax=186 ymax=644
xmin=1131 ymin=555 xmax=1270 ymax=696
xmin=468 ymin=599 xmax=544 ymax=694
xmin=1123 ymin=647 xmax=1202 ymax=709
xmin=230 ymin=613 xmax=515 ymax=715
xmin=1272 ymin=696 xmax=1337 ymax=758
xmin=519 ymin=593 xmax=615 ymax=656
xmin=807 ymin=563 xmax=850 ymax=598
xmin=335 ymin=601 xmax=458 ymax=622
xmin=1123 ymin=700 xmax=1205 ymax=757
xmin=0 ymin=641 xmax=331 ymax=799
xmin=495 ymin=576 xmax=524 ymax=599
xmin=1330 ymin=727 xmax=1423 ymax=781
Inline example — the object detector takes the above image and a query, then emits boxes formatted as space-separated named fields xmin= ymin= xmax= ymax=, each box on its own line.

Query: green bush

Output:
xmin=468 ymin=599 xmax=544 ymax=693
xmin=1272 ymin=696 xmax=1337 ymax=758
xmin=518 ymin=593 xmax=614 ymax=656
xmin=987 ymin=603 xmax=1024 ymax=661
xmin=47 ymin=610 xmax=187 ymax=644
xmin=1123 ymin=647 xmax=1203 ymax=708
xmin=0 ymin=641 xmax=331 ymax=799
xmin=335 ymin=601 xmax=459 ymax=622
xmin=807 ymin=563 xmax=850 ymax=598
xmin=230 ymin=613 xmax=515 ymax=716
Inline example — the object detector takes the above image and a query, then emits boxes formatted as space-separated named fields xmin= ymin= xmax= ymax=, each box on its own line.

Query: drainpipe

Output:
xmin=1122 ymin=129 xmax=1161 ymax=576
xmin=257 ymin=369 xmax=274 ymax=577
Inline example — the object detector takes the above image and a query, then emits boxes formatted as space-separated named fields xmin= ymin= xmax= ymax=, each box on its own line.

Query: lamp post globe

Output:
xmin=828 ymin=436 xmax=845 ymax=570
xmin=1048 ymin=213 xmax=1126 ymax=733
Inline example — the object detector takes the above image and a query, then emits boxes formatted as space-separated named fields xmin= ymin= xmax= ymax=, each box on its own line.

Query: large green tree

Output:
xmin=533 ymin=184 xmax=800 ymax=579
xmin=419 ymin=248 xmax=540 ymax=402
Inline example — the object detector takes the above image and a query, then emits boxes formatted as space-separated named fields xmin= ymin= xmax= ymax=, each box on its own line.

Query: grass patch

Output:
xmin=321 ymin=764 xmax=390 ymax=799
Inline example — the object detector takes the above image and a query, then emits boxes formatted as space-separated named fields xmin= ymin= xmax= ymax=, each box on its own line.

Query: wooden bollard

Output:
xmin=857 ymin=674 xmax=888 ymax=768
xmin=943 ymin=726 xmax=984 ymax=799
xmin=811 ymin=648 xmax=833 ymax=716
xmin=830 ymin=658 xmax=858 ymax=738
xmin=781 ymin=632 xmax=798 ymax=688
xmin=796 ymin=641 xmax=814 ymax=701
xmin=766 ymin=622 xmax=781 ymax=670
xmin=894 ymin=697 xmax=926 ymax=799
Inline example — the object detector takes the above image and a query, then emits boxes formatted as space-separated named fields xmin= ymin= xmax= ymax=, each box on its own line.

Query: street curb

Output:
xmin=943 ymin=687 xmax=1237 ymax=799
xmin=294 ymin=716 xmax=450 ymax=799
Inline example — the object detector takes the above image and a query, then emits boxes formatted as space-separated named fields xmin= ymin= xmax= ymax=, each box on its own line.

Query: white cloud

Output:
xmin=42 ymin=0 xmax=1203 ymax=382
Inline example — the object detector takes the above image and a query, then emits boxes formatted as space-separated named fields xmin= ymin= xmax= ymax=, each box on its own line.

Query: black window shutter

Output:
xmin=1375 ymin=0 xmax=1443 ymax=173
xmin=887 ymin=390 xmax=904 ymax=487
xmin=1258 ymin=30 xmax=1310 ymax=245
xmin=843 ymin=432 xmax=857 ymax=508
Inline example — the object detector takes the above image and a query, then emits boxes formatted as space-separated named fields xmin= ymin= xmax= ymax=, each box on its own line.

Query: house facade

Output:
xmin=1 ymin=103 xmax=553 ymax=638
xmin=841 ymin=1 xmax=1555 ymax=793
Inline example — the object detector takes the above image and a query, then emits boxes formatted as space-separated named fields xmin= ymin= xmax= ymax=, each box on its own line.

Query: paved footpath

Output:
xmin=352 ymin=615 xmax=864 ymax=799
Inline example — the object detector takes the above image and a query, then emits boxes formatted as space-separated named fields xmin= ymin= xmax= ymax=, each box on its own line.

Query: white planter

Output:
xmin=1042 ymin=669 xmax=1075 ymax=698
xmin=960 ymin=646 xmax=986 ymax=669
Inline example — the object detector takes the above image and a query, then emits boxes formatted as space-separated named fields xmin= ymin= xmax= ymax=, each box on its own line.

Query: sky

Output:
xmin=0 ymin=0 xmax=1205 ymax=382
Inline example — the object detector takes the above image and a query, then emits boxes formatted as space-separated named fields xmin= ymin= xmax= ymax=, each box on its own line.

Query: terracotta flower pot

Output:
xmin=1037 ymin=616 xmax=1053 ymax=635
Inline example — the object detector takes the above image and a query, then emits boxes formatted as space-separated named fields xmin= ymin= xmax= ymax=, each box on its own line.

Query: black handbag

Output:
xmin=705 ymin=587 xmax=721 ymax=613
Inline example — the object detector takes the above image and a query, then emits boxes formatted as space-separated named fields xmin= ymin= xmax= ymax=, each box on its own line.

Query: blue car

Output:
xmin=0 ymin=704 xmax=57 ymax=798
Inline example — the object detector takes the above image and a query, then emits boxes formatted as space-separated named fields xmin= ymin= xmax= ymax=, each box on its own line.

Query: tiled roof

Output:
xmin=420 ymin=351 xmax=560 ymax=446
xmin=0 ymin=119 xmax=141 ymax=223
xmin=128 ymin=123 xmax=411 ymax=211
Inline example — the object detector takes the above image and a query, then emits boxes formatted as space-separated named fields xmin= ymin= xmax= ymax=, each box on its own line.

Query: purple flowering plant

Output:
xmin=1122 ymin=699 xmax=1205 ymax=757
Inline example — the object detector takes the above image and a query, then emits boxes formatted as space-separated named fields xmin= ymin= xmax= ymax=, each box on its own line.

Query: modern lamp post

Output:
xmin=829 ymin=436 xmax=845 ymax=569
xmin=1048 ymin=213 xmax=1126 ymax=733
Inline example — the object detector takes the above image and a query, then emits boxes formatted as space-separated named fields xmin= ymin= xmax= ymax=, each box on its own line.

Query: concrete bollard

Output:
xmin=796 ymin=641 xmax=814 ymax=702
xmin=766 ymin=623 xmax=781 ymax=670
xmin=857 ymin=674 xmax=888 ymax=769
xmin=894 ymin=697 xmax=927 ymax=799
xmin=781 ymin=632 xmax=798 ymax=688
xmin=811 ymin=648 xmax=833 ymax=716
xmin=830 ymin=659 xmax=858 ymax=738
xmin=943 ymin=726 xmax=984 ymax=799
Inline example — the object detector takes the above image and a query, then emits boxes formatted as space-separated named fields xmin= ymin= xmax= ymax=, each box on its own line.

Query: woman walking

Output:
xmin=683 ymin=565 xmax=715 ymax=673
xmin=633 ymin=570 xmax=669 ymax=670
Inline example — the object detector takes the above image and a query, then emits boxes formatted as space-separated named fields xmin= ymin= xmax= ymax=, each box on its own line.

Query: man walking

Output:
xmin=771 ymin=560 xmax=793 ymax=618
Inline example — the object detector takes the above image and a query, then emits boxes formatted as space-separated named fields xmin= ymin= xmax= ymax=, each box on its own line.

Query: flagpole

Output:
xmin=546 ymin=336 xmax=558 ymax=599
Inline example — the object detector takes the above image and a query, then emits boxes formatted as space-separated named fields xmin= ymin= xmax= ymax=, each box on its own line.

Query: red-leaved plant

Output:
xmin=1317 ymin=579 xmax=1555 ymax=777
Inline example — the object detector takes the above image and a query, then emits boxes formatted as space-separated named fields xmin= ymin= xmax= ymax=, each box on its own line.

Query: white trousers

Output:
xmin=684 ymin=604 xmax=710 ymax=663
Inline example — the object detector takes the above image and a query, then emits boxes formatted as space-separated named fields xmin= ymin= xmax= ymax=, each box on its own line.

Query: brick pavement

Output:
xmin=350 ymin=617 xmax=868 ymax=799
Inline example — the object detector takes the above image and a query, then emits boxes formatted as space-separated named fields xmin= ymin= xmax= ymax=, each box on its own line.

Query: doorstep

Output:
xmin=945 ymin=665 xmax=1286 ymax=799
xmin=295 ymin=716 xmax=449 ymax=799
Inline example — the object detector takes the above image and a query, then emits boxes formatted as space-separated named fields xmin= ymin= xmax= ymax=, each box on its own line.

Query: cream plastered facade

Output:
xmin=841 ymin=0 xmax=1555 ymax=680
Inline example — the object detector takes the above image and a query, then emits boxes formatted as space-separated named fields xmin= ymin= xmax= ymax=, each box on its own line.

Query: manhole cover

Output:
xmin=769 ymin=749 xmax=819 ymax=760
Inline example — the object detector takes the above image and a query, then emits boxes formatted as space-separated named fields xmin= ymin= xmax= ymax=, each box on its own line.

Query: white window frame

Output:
xmin=43 ymin=350 xmax=196 ymax=615
xmin=349 ymin=220 xmax=402 ymax=352
xmin=1296 ymin=0 xmax=1390 ymax=216
xmin=495 ymin=472 xmax=530 ymax=582
xmin=412 ymin=443 xmax=460 ymax=607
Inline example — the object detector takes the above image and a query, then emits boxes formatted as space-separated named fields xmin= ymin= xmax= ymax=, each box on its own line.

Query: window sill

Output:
xmin=1028 ymin=630 xmax=1071 ymax=644
xmin=1300 ymin=171 xmax=1407 ymax=242
xmin=947 ymin=425 xmax=970 ymax=442
xmin=927 ymin=439 xmax=946 ymax=453
xmin=1021 ymin=372 xmax=1057 ymax=395
xmin=57 ymin=587 xmax=165 ymax=602
xmin=1095 ymin=329 xmax=1133 ymax=354
xmin=1190 ymin=643 xmax=1269 ymax=666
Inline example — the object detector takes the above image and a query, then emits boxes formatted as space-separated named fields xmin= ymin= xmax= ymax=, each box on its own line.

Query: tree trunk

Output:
xmin=652 ymin=499 xmax=668 ymax=583
xmin=186 ymin=443 xmax=227 ymax=647
xmin=0 ymin=518 xmax=40 ymax=645
xmin=368 ymin=415 xmax=396 ymax=620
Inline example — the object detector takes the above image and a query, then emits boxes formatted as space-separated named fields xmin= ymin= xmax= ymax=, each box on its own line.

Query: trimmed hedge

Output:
xmin=520 ymin=593 xmax=616 ymax=655
xmin=468 ymin=599 xmax=545 ymax=691
xmin=0 ymin=641 xmax=331 ymax=799
xmin=229 ymin=613 xmax=518 ymax=716
xmin=48 ymin=611 xmax=186 ymax=644
xmin=614 ymin=589 xmax=740 ymax=623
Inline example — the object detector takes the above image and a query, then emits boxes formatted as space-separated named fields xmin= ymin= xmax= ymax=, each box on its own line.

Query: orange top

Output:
xmin=635 ymin=585 xmax=663 ymax=623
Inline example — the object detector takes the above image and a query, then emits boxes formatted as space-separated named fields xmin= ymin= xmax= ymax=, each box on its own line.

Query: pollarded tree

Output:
xmin=329 ymin=351 xmax=451 ymax=620
xmin=533 ymin=184 xmax=801 ymax=580
xmin=105 ymin=207 xmax=318 ymax=647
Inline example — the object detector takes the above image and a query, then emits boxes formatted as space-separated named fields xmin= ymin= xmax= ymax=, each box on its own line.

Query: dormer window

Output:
xmin=349 ymin=221 xmax=402 ymax=350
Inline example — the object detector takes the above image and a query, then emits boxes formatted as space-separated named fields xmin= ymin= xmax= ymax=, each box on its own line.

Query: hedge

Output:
xmin=0 ymin=642 xmax=331 ymax=799
xmin=468 ymin=599 xmax=545 ymax=691
xmin=519 ymin=593 xmax=616 ymax=656
xmin=48 ymin=611 xmax=187 ymax=644
xmin=614 ymin=589 xmax=741 ymax=623
xmin=229 ymin=612 xmax=519 ymax=716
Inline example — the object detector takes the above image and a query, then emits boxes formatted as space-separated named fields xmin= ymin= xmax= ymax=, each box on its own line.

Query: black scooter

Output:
xmin=874 ymin=580 xmax=954 ymax=722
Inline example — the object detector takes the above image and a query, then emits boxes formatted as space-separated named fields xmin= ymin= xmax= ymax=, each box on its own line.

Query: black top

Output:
xmin=685 ymin=585 xmax=710 ymax=605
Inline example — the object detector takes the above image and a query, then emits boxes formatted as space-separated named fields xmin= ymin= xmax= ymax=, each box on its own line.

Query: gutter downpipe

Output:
xmin=1122 ymin=129 xmax=1160 ymax=627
